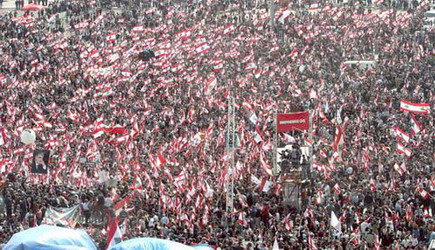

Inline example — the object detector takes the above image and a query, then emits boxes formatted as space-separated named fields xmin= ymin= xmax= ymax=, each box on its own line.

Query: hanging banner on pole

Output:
xmin=277 ymin=111 xmax=309 ymax=132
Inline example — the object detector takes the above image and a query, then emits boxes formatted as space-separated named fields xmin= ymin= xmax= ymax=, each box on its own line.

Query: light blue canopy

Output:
xmin=109 ymin=238 xmax=213 ymax=250
xmin=191 ymin=244 xmax=215 ymax=250
xmin=4 ymin=225 xmax=97 ymax=250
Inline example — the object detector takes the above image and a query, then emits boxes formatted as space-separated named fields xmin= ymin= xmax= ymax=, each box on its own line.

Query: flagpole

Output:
xmin=273 ymin=110 xmax=278 ymax=176
xmin=308 ymin=110 xmax=313 ymax=182
xmin=225 ymin=96 xmax=236 ymax=216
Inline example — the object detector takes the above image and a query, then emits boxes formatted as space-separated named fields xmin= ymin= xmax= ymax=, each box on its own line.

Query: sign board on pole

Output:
xmin=277 ymin=111 xmax=309 ymax=132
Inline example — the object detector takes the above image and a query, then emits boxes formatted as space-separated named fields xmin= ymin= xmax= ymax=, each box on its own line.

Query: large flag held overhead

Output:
xmin=400 ymin=99 xmax=430 ymax=114
xmin=42 ymin=205 xmax=81 ymax=228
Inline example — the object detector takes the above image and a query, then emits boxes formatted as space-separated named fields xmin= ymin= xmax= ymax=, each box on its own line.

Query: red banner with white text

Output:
xmin=277 ymin=112 xmax=309 ymax=132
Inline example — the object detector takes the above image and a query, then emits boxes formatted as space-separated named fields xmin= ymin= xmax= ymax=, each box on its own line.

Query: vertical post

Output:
xmin=308 ymin=110 xmax=313 ymax=180
xmin=225 ymin=96 xmax=236 ymax=214
xmin=273 ymin=111 xmax=278 ymax=175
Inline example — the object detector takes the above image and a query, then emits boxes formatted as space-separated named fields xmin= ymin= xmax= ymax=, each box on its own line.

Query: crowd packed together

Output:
xmin=0 ymin=0 xmax=434 ymax=249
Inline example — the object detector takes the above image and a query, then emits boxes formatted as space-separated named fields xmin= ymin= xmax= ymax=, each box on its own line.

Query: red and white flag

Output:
xmin=223 ymin=24 xmax=236 ymax=35
xmin=410 ymin=115 xmax=422 ymax=135
xmin=400 ymin=99 xmax=430 ymax=114
xmin=308 ymin=234 xmax=318 ymax=250
xmin=278 ymin=9 xmax=291 ymax=24
xmin=259 ymin=152 xmax=273 ymax=177
xmin=0 ymin=74 xmax=7 ymax=85
xmin=132 ymin=25 xmax=144 ymax=33
xmin=393 ymin=162 xmax=406 ymax=175
xmin=106 ymin=218 xmax=123 ymax=249
xmin=309 ymin=88 xmax=318 ymax=99
xmin=252 ymin=127 xmax=263 ymax=143
xmin=0 ymin=128 xmax=6 ymax=146
xmin=333 ymin=183 xmax=341 ymax=194
xmin=333 ymin=125 xmax=343 ymax=153
xmin=157 ymin=146 xmax=166 ymax=166
xmin=132 ymin=175 xmax=142 ymax=190
xmin=374 ymin=235 xmax=382 ymax=250
xmin=393 ymin=127 xmax=410 ymax=143
xmin=416 ymin=188 xmax=429 ymax=199
xmin=204 ymin=77 xmax=217 ymax=95
xmin=106 ymin=32 xmax=118 ymax=42
xmin=195 ymin=43 xmax=210 ymax=54
xmin=396 ymin=143 xmax=411 ymax=157
xmin=259 ymin=177 xmax=272 ymax=193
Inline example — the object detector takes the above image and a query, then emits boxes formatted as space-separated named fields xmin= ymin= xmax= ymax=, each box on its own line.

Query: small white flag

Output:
xmin=331 ymin=211 xmax=341 ymax=232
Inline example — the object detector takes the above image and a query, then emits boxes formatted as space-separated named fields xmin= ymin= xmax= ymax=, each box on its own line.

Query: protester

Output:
xmin=0 ymin=0 xmax=434 ymax=249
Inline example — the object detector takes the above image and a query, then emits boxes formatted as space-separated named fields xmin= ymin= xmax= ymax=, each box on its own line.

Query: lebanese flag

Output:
xmin=213 ymin=59 xmax=224 ymax=71
xmin=374 ymin=235 xmax=382 ymax=250
xmin=259 ymin=177 xmax=272 ymax=193
xmin=309 ymin=3 xmax=320 ymax=10
xmin=283 ymin=214 xmax=292 ymax=230
xmin=0 ymin=74 xmax=7 ymax=85
xmin=278 ymin=9 xmax=291 ymax=24
xmin=204 ymin=77 xmax=217 ymax=95
xmin=333 ymin=183 xmax=341 ymax=194
xmin=108 ymin=54 xmax=120 ymax=64
xmin=223 ymin=24 xmax=236 ymax=35
xmin=410 ymin=115 xmax=422 ymax=135
xmin=176 ymin=29 xmax=191 ymax=40
xmin=369 ymin=178 xmax=376 ymax=193
xmin=131 ymin=175 xmax=142 ymax=190
xmin=289 ymin=48 xmax=298 ymax=60
xmin=106 ymin=218 xmax=123 ymax=249
xmin=333 ymin=125 xmax=343 ymax=153
xmin=106 ymin=32 xmax=118 ymax=42
xmin=0 ymin=128 xmax=6 ymax=146
xmin=236 ymin=212 xmax=247 ymax=226
xmin=393 ymin=127 xmax=410 ymax=143
xmin=245 ymin=62 xmax=257 ymax=71
xmin=309 ymin=88 xmax=318 ymax=99
xmin=252 ymin=127 xmax=263 ymax=143
xmin=113 ymin=196 xmax=130 ymax=218
xmin=259 ymin=153 xmax=273 ymax=176
xmin=157 ymin=146 xmax=166 ymax=166
xmin=393 ymin=162 xmax=406 ymax=175
xmin=132 ymin=25 xmax=144 ymax=33
xmin=308 ymin=234 xmax=318 ymax=250
xmin=105 ymin=125 xmax=127 ymax=135
xmin=400 ymin=99 xmax=430 ymax=114
xmin=417 ymin=188 xmax=429 ymax=199
xmin=312 ymin=161 xmax=324 ymax=171
xmin=396 ymin=143 xmax=411 ymax=157
xmin=195 ymin=43 xmax=210 ymax=54
xmin=110 ymin=135 xmax=129 ymax=145
xmin=121 ymin=70 xmax=132 ymax=78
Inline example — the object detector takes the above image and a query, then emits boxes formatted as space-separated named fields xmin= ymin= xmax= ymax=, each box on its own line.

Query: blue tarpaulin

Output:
xmin=4 ymin=225 xmax=97 ymax=250
xmin=109 ymin=238 xmax=213 ymax=250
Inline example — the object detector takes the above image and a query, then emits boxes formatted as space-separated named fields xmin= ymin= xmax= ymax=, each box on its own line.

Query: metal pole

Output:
xmin=273 ymin=111 xmax=278 ymax=175
xmin=308 ymin=110 xmax=313 ymax=180
xmin=225 ymin=96 xmax=236 ymax=214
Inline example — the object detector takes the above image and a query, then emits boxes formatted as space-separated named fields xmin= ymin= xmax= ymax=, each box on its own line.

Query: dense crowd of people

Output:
xmin=0 ymin=0 xmax=434 ymax=249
